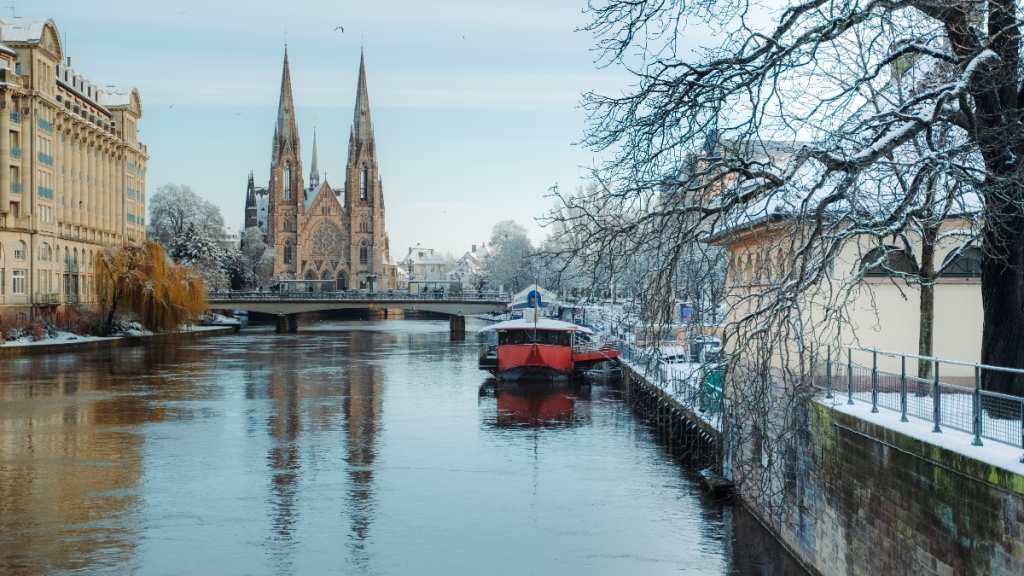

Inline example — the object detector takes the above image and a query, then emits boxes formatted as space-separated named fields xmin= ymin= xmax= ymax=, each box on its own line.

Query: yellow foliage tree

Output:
xmin=94 ymin=241 xmax=208 ymax=334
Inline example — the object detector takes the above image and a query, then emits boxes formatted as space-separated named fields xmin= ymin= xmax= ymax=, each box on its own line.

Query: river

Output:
xmin=0 ymin=319 xmax=805 ymax=575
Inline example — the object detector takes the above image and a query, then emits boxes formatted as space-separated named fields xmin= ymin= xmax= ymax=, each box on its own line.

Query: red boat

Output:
xmin=479 ymin=318 xmax=620 ymax=381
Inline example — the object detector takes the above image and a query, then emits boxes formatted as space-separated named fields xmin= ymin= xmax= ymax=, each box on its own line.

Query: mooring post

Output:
xmin=932 ymin=360 xmax=942 ymax=433
xmin=972 ymin=365 xmax=983 ymax=447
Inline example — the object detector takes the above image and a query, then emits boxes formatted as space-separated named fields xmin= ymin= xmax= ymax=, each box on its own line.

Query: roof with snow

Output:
xmin=480 ymin=318 xmax=593 ymax=334
xmin=402 ymin=246 xmax=447 ymax=266
xmin=510 ymin=284 xmax=559 ymax=309
xmin=0 ymin=18 xmax=50 ymax=44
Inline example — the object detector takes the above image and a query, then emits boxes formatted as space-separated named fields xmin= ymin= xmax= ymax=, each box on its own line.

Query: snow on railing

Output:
xmin=619 ymin=342 xmax=724 ymax=430
xmin=814 ymin=347 xmax=1024 ymax=462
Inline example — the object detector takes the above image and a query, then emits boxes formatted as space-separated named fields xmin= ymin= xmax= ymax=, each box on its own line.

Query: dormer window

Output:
xmin=360 ymin=165 xmax=368 ymax=200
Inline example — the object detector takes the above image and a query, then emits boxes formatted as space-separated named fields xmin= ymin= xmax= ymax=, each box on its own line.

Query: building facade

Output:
xmin=0 ymin=17 xmax=147 ymax=320
xmin=243 ymin=49 xmax=398 ymax=291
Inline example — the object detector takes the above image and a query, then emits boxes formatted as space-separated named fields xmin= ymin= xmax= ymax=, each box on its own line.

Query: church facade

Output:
xmin=243 ymin=49 xmax=399 ymax=291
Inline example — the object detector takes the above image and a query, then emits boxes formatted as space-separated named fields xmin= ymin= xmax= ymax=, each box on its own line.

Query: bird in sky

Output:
xmin=334 ymin=25 xmax=345 ymax=33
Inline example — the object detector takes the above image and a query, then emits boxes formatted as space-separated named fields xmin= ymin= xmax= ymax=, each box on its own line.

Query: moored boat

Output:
xmin=478 ymin=318 xmax=620 ymax=381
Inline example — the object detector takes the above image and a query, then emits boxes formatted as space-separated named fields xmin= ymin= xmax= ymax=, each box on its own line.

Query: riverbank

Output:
xmin=0 ymin=324 xmax=239 ymax=357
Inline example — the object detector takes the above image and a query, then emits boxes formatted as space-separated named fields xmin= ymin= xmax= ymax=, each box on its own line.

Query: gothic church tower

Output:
xmin=345 ymin=50 xmax=389 ymax=289
xmin=268 ymin=48 xmax=304 ymax=276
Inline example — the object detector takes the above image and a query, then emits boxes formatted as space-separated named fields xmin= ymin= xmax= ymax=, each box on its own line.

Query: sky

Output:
xmin=27 ymin=0 xmax=635 ymax=259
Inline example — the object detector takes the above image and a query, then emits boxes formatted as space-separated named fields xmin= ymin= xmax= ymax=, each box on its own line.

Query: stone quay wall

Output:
xmin=739 ymin=400 xmax=1024 ymax=576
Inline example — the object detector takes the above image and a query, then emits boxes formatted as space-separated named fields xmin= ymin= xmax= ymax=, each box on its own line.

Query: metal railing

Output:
xmin=620 ymin=342 xmax=724 ymax=429
xmin=815 ymin=347 xmax=1024 ymax=462
xmin=207 ymin=288 xmax=511 ymax=304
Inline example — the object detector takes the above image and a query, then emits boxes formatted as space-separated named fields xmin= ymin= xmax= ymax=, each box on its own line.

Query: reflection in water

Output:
xmin=342 ymin=331 xmax=383 ymax=571
xmin=265 ymin=351 xmax=301 ymax=574
xmin=0 ymin=320 xmax=803 ymax=575
xmin=479 ymin=379 xmax=591 ymax=427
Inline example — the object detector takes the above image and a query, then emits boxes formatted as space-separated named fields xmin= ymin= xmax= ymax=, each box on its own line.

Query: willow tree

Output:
xmin=95 ymin=241 xmax=207 ymax=334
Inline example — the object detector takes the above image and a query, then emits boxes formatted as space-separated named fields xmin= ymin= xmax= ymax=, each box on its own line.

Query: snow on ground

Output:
xmin=819 ymin=394 xmax=1024 ymax=475
xmin=0 ymin=331 xmax=117 ymax=347
xmin=202 ymin=312 xmax=241 ymax=326
xmin=1 ymin=324 xmax=233 ymax=348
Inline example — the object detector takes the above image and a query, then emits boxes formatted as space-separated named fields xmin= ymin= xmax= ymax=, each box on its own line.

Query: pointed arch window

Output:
xmin=359 ymin=239 xmax=369 ymax=265
xmin=284 ymin=163 xmax=293 ymax=200
xmin=360 ymin=165 xmax=368 ymax=200
xmin=284 ymin=240 xmax=295 ymax=265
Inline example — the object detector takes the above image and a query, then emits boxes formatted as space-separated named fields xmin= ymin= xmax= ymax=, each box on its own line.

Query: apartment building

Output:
xmin=0 ymin=17 xmax=147 ymax=319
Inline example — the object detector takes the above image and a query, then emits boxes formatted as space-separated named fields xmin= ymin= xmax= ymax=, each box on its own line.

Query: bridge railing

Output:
xmin=207 ymin=289 xmax=511 ymax=303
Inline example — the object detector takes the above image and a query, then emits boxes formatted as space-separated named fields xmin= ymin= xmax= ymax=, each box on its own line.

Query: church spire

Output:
xmin=244 ymin=171 xmax=258 ymax=230
xmin=352 ymin=48 xmax=374 ymax=146
xmin=274 ymin=46 xmax=299 ymax=161
xmin=309 ymin=127 xmax=320 ymax=189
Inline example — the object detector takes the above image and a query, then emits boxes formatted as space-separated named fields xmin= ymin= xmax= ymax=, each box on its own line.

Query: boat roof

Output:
xmin=481 ymin=318 xmax=594 ymax=334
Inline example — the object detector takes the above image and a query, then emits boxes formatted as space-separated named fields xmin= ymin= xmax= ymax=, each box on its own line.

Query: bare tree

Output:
xmin=558 ymin=0 xmax=1024 ymax=394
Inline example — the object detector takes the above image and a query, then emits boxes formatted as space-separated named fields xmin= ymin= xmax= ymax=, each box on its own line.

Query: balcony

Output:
xmin=9 ymin=111 xmax=20 ymax=123
xmin=11 ymin=147 xmax=21 ymax=159
xmin=33 ymin=293 xmax=61 ymax=306
xmin=38 ymin=152 xmax=54 ymax=166
xmin=37 ymin=186 xmax=54 ymax=200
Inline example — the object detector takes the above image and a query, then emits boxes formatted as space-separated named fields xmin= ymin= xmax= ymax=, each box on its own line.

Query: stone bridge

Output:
xmin=207 ymin=290 xmax=510 ymax=334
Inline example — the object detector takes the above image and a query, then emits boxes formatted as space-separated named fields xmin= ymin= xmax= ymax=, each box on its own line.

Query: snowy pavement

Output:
xmin=818 ymin=394 xmax=1024 ymax=475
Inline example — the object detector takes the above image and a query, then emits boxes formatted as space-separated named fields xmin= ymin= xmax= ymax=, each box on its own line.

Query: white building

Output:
xmin=448 ymin=241 xmax=488 ymax=290
xmin=400 ymin=244 xmax=450 ymax=284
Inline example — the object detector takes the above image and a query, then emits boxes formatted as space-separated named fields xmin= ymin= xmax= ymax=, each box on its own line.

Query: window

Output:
xmin=12 ymin=269 xmax=25 ymax=294
xmin=39 ymin=242 xmax=52 ymax=261
xmin=360 ymin=165 xmax=368 ymax=200
xmin=940 ymin=246 xmax=983 ymax=278
xmin=359 ymin=240 xmax=369 ymax=265
xmin=861 ymin=245 xmax=919 ymax=277
xmin=284 ymin=241 xmax=294 ymax=265
xmin=283 ymin=163 xmax=292 ymax=200
xmin=359 ymin=219 xmax=369 ymax=233
xmin=13 ymin=241 xmax=25 ymax=260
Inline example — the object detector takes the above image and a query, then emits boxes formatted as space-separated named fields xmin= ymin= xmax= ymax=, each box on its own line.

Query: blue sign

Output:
xmin=527 ymin=289 xmax=543 ymax=308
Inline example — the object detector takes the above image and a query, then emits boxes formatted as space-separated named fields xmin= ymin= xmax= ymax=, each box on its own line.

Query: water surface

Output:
xmin=0 ymin=319 xmax=801 ymax=575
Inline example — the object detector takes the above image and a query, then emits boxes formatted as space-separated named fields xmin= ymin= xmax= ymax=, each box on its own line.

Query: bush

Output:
xmin=63 ymin=308 xmax=106 ymax=337
xmin=29 ymin=321 xmax=46 ymax=342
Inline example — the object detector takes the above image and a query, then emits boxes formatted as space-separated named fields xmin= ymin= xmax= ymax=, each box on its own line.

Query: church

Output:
xmin=243 ymin=48 xmax=400 ymax=291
